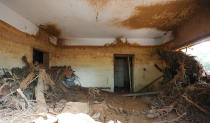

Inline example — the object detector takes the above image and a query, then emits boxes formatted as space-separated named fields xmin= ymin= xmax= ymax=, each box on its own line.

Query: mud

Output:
xmin=38 ymin=24 xmax=61 ymax=37
xmin=112 ymin=0 xmax=202 ymax=31
xmin=104 ymin=37 xmax=141 ymax=47
xmin=87 ymin=0 xmax=109 ymax=11
xmin=166 ymin=6 xmax=210 ymax=49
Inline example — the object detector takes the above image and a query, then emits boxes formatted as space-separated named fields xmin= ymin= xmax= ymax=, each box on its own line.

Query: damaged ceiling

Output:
xmin=0 ymin=0 xmax=203 ymax=46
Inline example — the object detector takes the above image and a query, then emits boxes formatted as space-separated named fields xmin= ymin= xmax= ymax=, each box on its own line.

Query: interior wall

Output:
xmin=0 ymin=21 xmax=55 ymax=69
xmin=0 ymin=18 xmax=164 ymax=92
xmin=166 ymin=7 xmax=210 ymax=49
xmin=51 ymin=46 xmax=164 ymax=92
xmin=0 ymin=2 xmax=55 ymax=68
xmin=0 ymin=2 xmax=164 ymax=92
xmin=0 ymin=2 xmax=38 ymax=35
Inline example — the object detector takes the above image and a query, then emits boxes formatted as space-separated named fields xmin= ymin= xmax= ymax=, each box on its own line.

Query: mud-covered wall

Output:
xmin=167 ymin=7 xmax=210 ymax=49
xmin=51 ymin=46 xmax=164 ymax=92
xmin=0 ymin=20 xmax=164 ymax=92
xmin=0 ymin=21 xmax=55 ymax=68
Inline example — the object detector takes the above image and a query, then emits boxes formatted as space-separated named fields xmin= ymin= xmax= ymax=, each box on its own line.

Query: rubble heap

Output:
xmin=147 ymin=50 xmax=210 ymax=123
xmin=0 ymin=56 xmax=75 ymax=122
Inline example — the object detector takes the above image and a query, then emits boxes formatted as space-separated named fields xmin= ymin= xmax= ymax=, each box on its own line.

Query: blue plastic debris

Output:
xmin=62 ymin=76 xmax=75 ymax=88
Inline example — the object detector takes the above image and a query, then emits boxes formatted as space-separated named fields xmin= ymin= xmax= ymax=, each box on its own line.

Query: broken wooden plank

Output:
xmin=182 ymin=95 xmax=209 ymax=114
xmin=35 ymin=69 xmax=48 ymax=113
xmin=94 ymin=87 xmax=111 ymax=89
xmin=122 ymin=91 xmax=160 ymax=97
xmin=0 ymin=84 xmax=8 ymax=96
xmin=139 ymin=75 xmax=163 ymax=91
xmin=20 ymin=72 xmax=35 ymax=90
xmin=154 ymin=64 xmax=163 ymax=72
xmin=44 ymin=71 xmax=55 ymax=87
xmin=17 ymin=88 xmax=29 ymax=107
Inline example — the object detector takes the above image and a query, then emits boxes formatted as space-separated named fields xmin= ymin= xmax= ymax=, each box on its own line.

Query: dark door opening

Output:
xmin=114 ymin=54 xmax=133 ymax=92
xmin=33 ymin=48 xmax=49 ymax=67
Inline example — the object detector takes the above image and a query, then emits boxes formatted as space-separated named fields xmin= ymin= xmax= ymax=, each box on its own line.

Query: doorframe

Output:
xmin=114 ymin=54 xmax=134 ymax=92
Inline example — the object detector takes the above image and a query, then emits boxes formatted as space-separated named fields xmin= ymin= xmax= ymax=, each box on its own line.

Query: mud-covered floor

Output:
xmin=0 ymin=85 xmax=181 ymax=123
xmin=44 ymin=86 xmax=186 ymax=123
xmin=50 ymin=87 xmax=182 ymax=123
xmin=51 ymin=87 xmax=150 ymax=123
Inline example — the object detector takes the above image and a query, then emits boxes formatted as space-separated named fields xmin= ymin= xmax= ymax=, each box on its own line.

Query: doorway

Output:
xmin=114 ymin=54 xmax=133 ymax=92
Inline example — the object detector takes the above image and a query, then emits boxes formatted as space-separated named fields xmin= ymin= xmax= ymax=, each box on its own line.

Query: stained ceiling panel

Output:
xmin=1 ymin=0 xmax=201 ymax=45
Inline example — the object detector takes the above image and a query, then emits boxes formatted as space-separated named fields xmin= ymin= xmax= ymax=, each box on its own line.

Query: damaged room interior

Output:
xmin=0 ymin=0 xmax=210 ymax=122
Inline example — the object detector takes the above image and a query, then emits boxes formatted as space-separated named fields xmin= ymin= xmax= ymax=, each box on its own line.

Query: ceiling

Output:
xmin=1 ymin=0 xmax=199 ymax=46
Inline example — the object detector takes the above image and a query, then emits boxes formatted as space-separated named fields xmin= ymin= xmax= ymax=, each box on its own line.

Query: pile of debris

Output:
xmin=145 ymin=50 xmax=210 ymax=122
xmin=0 ymin=68 xmax=51 ymax=121
xmin=0 ymin=56 xmax=115 ymax=123
xmin=47 ymin=66 xmax=79 ymax=89
xmin=0 ymin=56 xmax=84 ymax=122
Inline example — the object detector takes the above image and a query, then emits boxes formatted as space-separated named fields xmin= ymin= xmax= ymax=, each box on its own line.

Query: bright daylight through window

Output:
xmin=182 ymin=41 xmax=210 ymax=72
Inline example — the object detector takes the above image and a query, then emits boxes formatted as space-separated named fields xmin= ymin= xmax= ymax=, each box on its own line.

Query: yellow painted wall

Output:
xmin=51 ymin=46 xmax=164 ymax=92
xmin=0 ymin=21 xmax=164 ymax=92
xmin=0 ymin=21 xmax=56 ymax=68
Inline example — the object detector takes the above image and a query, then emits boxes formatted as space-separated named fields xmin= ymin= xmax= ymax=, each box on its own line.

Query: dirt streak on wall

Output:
xmin=166 ymin=3 xmax=210 ymax=49
xmin=0 ymin=21 xmax=56 ymax=68
xmin=0 ymin=20 xmax=164 ymax=92
xmin=51 ymin=46 xmax=164 ymax=92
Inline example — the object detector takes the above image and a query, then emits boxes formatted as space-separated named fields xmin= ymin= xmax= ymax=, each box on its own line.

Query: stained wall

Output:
xmin=167 ymin=6 xmax=210 ymax=49
xmin=51 ymin=46 xmax=164 ymax=92
xmin=0 ymin=21 xmax=55 ymax=68
xmin=0 ymin=1 xmax=167 ymax=92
